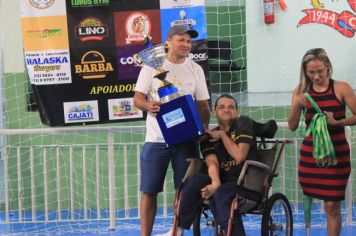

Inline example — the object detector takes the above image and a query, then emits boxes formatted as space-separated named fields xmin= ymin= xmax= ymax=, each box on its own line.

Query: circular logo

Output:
xmin=29 ymin=0 xmax=55 ymax=9
xmin=125 ymin=12 xmax=151 ymax=43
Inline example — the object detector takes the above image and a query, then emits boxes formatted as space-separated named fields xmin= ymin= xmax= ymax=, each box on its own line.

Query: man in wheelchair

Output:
xmin=174 ymin=94 xmax=255 ymax=236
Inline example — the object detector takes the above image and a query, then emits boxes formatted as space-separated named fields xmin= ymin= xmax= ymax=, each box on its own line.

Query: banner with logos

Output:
xmin=19 ymin=0 xmax=208 ymax=126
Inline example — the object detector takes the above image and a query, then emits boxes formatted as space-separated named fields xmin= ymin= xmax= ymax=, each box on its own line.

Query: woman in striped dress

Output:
xmin=288 ymin=48 xmax=356 ymax=236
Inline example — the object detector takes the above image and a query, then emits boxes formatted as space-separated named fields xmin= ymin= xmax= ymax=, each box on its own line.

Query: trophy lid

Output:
xmin=137 ymin=43 xmax=167 ymax=70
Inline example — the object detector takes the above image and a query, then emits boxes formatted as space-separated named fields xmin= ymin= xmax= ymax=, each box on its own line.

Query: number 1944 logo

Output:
xmin=298 ymin=0 xmax=356 ymax=38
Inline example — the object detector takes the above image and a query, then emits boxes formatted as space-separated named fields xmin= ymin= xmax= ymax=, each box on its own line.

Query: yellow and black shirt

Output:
xmin=200 ymin=116 xmax=256 ymax=182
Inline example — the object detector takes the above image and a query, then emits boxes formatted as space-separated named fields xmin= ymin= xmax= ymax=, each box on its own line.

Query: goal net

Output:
xmin=1 ymin=0 xmax=356 ymax=235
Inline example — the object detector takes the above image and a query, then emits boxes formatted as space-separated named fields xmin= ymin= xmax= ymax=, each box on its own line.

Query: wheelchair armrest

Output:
xmin=182 ymin=158 xmax=204 ymax=183
xmin=237 ymin=160 xmax=277 ymax=186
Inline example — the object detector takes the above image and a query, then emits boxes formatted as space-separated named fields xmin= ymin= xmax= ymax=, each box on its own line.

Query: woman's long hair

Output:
xmin=296 ymin=48 xmax=333 ymax=94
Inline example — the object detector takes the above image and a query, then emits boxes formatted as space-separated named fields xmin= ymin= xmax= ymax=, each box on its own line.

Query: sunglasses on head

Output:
xmin=306 ymin=48 xmax=326 ymax=56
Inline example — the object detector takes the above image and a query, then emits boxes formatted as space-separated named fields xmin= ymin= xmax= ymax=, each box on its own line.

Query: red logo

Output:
xmin=349 ymin=0 xmax=356 ymax=12
xmin=125 ymin=12 xmax=152 ymax=44
xmin=298 ymin=0 xmax=356 ymax=38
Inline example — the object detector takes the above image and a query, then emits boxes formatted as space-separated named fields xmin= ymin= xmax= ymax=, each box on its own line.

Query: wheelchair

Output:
xmin=172 ymin=120 xmax=293 ymax=236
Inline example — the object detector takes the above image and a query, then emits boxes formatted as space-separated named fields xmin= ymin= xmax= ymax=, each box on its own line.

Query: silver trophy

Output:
xmin=136 ymin=42 xmax=180 ymax=103
xmin=135 ymin=39 xmax=204 ymax=147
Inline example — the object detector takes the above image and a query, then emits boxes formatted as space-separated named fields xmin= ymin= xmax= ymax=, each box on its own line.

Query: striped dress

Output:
xmin=299 ymin=79 xmax=351 ymax=201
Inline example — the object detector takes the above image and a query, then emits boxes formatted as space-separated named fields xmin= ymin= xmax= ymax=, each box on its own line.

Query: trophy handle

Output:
xmin=133 ymin=54 xmax=143 ymax=66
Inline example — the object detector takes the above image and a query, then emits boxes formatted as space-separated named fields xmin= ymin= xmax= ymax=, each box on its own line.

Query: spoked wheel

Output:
xmin=192 ymin=203 xmax=217 ymax=236
xmin=262 ymin=193 xmax=293 ymax=236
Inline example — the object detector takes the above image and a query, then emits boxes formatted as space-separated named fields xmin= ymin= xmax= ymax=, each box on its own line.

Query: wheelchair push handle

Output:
xmin=253 ymin=119 xmax=278 ymax=139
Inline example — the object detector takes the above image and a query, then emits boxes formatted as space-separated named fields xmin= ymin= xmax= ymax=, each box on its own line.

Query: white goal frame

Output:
xmin=0 ymin=124 xmax=353 ymax=230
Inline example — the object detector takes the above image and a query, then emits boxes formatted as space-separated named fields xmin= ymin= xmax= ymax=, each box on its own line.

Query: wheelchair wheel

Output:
xmin=192 ymin=203 xmax=216 ymax=236
xmin=261 ymin=193 xmax=293 ymax=236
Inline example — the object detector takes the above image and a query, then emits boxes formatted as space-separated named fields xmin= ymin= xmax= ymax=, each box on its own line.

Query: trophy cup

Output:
xmin=136 ymin=40 xmax=204 ymax=147
xmin=137 ymin=42 xmax=181 ymax=103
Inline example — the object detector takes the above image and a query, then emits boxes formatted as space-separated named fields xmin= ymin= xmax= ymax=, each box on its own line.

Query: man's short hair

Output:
xmin=167 ymin=25 xmax=198 ymax=39
xmin=214 ymin=94 xmax=238 ymax=110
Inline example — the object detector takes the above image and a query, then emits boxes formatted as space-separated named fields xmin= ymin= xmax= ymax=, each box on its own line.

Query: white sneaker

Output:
xmin=176 ymin=227 xmax=184 ymax=236
xmin=154 ymin=227 xmax=184 ymax=236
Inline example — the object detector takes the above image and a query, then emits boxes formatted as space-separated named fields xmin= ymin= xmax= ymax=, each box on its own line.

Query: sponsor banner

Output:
xmin=111 ymin=0 xmax=160 ymax=11
xmin=108 ymin=97 xmax=143 ymax=120
xmin=190 ymin=40 xmax=209 ymax=77
xmin=71 ymin=49 xmax=117 ymax=81
xmin=190 ymin=40 xmax=208 ymax=62
xmin=25 ymin=50 xmax=72 ymax=85
xmin=66 ymin=0 xmax=111 ymax=14
xmin=115 ymin=9 xmax=162 ymax=46
xmin=116 ymin=45 xmax=145 ymax=80
xmin=19 ymin=0 xmax=66 ymax=18
xmin=88 ymin=81 xmax=137 ymax=96
xmin=21 ymin=16 xmax=69 ymax=51
xmin=63 ymin=100 xmax=99 ymax=123
xmin=160 ymin=6 xmax=207 ymax=42
xmin=159 ymin=0 xmax=205 ymax=9
xmin=195 ymin=59 xmax=209 ymax=78
xmin=68 ymin=14 xmax=116 ymax=48
xmin=18 ymin=0 xmax=207 ymax=126
xmin=70 ymin=0 xmax=110 ymax=7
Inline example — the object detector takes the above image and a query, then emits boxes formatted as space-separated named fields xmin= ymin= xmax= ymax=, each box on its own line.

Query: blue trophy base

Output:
xmin=158 ymin=83 xmax=178 ymax=98
xmin=156 ymin=95 xmax=205 ymax=147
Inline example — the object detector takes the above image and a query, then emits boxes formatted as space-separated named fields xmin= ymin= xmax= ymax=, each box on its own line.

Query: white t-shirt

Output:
xmin=135 ymin=58 xmax=210 ymax=143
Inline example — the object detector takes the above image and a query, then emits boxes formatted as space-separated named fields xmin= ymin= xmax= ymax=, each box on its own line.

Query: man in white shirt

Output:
xmin=134 ymin=25 xmax=211 ymax=236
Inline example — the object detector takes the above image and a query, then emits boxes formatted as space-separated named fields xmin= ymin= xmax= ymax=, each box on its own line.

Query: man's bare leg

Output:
xmin=141 ymin=192 xmax=158 ymax=236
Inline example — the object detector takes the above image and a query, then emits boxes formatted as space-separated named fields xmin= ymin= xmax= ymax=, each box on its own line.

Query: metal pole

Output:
xmin=108 ymin=131 xmax=116 ymax=230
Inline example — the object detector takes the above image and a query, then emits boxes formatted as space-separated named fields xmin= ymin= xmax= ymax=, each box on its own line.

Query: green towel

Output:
xmin=303 ymin=93 xmax=337 ymax=167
